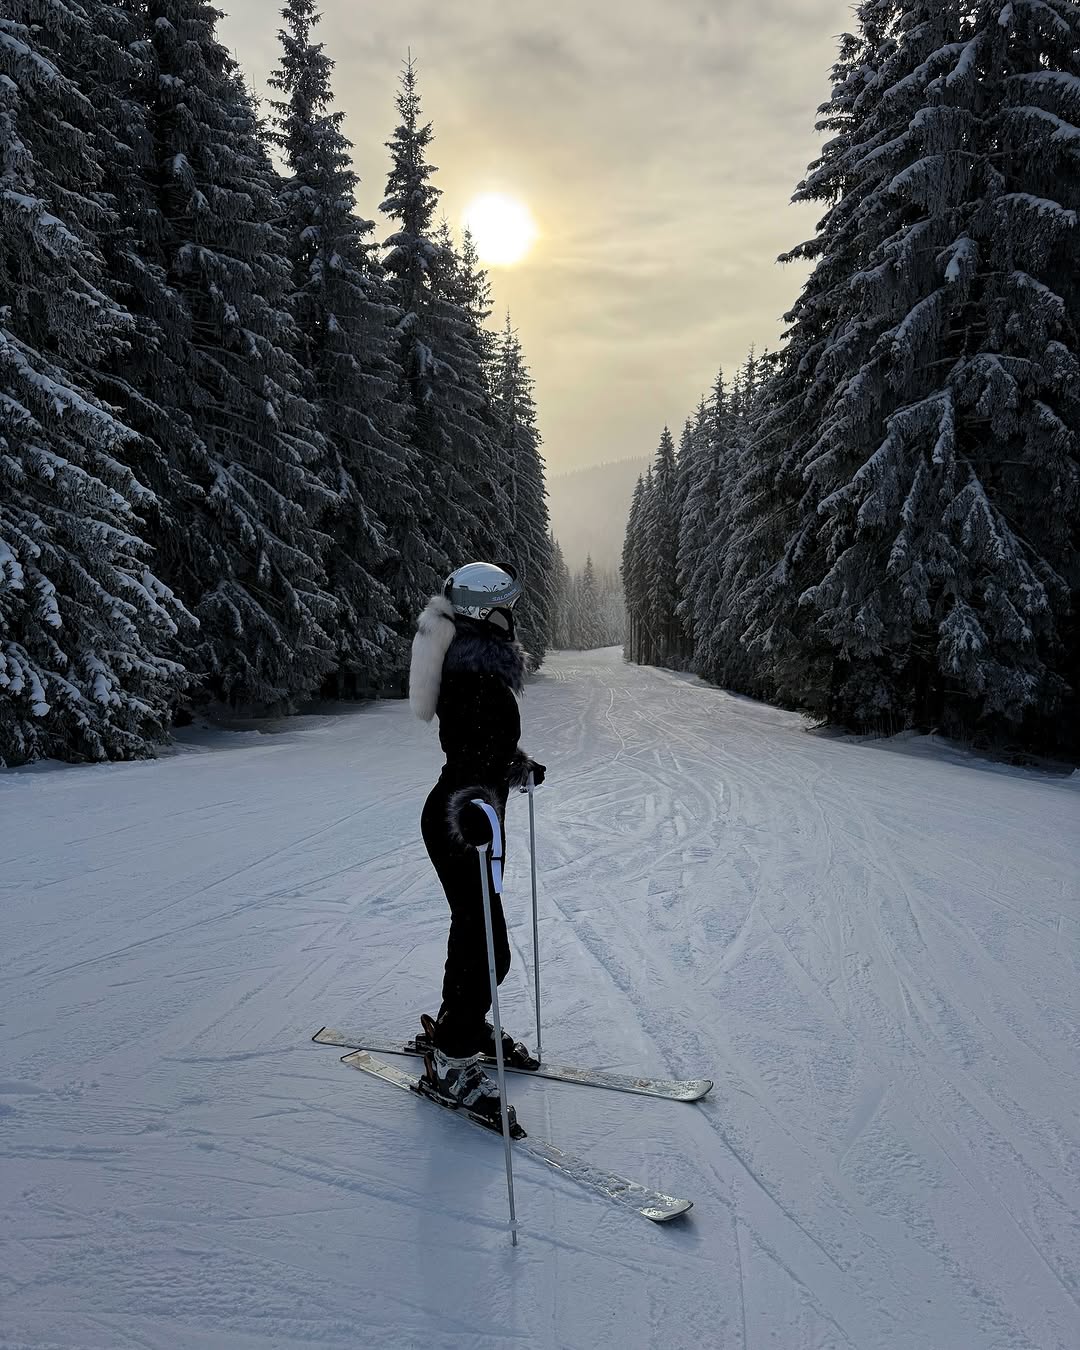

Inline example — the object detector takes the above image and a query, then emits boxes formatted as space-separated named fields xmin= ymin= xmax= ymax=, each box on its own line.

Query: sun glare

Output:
xmin=463 ymin=193 xmax=538 ymax=267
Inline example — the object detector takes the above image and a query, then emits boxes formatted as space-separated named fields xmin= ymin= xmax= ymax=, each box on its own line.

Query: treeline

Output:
xmin=623 ymin=356 xmax=763 ymax=674
xmin=0 ymin=1 xmax=552 ymax=766
xmin=624 ymin=3 xmax=1080 ymax=754
xmin=549 ymin=548 xmax=625 ymax=651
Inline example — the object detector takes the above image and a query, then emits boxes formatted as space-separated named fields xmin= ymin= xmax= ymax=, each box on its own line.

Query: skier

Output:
xmin=408 ymin=561 xmax=546 ymax=1128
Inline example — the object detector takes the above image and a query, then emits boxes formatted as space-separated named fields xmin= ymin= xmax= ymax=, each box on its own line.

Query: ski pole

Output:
xmin=526 ymin=772 xmax=542 ymax=1064
xmin=472 ymin=799 xmax=518 ymax=1248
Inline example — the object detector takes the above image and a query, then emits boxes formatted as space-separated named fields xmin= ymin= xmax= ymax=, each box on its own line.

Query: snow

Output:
xmin=1006 ymin=105 xmax=1080 ymax=147
xmin=1001 ymin=192 xmax=1078 ymax=226
xmin=944 ymin=237 xmax=977 ymax=284
xmin=2 ymin=648 xmax=1079 ymax=1350
xmin=946 ymin=35 xmax=983 ymax=86
xmin=1010 ymin=69 xmax=1080 ymax=99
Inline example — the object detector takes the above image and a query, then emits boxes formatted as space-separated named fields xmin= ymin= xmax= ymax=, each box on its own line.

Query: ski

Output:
xmin=341 ymin=1049 xmax=693 ymax=1224
xmin=313 ymin=1027 xmax=713 ymax=1102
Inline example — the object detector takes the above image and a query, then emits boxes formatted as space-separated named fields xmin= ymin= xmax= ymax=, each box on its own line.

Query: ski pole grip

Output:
xmin=470 ymin=799 xmax=504 ymax=895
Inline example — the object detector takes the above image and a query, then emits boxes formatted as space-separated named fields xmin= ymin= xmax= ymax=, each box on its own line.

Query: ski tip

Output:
xmin=685 ymin=1079 xmax=713 ymax=1101
xmin=642 ymin=1198 xmax=693 ymax=1222
xmin=312 ymin=1026 xmax=335 ymax=1045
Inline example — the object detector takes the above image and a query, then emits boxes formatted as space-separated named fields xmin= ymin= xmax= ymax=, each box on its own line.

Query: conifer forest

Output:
xmin=4 ymin=9 xmax=1080 ymax=1346
xmin=0 ymin=0 xmax=553 ymax=764
xmin=624 ymin=4 xmax=1080 ymax=756
xmin=3 ymin=1 xmax=1078 ymax=763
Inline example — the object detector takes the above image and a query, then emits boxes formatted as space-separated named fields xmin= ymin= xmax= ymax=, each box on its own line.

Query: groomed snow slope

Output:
xmin=2 ymin=648 xmax=1078 ymax=1350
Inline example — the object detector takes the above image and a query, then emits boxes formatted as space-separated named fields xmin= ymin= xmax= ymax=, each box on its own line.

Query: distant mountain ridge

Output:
xmin=547 ymin=455 xmax=650 ymax=573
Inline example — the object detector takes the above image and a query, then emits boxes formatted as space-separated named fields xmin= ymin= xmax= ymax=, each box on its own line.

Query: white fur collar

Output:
xmin=409 ymin=594 xmax=456 ymax=721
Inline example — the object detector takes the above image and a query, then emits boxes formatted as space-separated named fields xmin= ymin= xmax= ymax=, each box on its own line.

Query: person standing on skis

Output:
xmin=408 ymin=561 xmax=545 ymax=1129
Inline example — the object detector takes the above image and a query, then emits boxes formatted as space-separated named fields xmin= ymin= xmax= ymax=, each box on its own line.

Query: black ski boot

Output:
xmin=419 ymin=1047 xmax=525 ymax=1138
xmin=416 ymin=1013 xmax=540 ymax=1072
xmin=478 ymin=1023 xmax=541 ymax=1072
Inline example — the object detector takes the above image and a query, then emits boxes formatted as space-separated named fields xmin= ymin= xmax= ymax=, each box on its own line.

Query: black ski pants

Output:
xmin=421 ymin=781 xmax=511 ymax=1058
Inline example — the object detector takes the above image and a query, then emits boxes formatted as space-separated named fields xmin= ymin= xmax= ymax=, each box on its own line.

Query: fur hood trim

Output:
xmin=409 ymin=595 xmax=457 ymax=722
xmin=443 ymin=628 xmax=528 ymax=694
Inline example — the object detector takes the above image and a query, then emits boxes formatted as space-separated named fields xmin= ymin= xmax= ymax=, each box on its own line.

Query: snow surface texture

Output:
xmin=1 ymin=648 xmax=1078 ymax=1350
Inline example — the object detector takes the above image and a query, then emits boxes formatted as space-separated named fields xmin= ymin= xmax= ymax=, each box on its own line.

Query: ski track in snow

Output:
xmin=1 ymin=648 xmax=1079 ymax=1350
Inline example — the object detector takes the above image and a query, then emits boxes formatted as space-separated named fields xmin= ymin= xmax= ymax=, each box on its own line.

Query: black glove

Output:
xmin=509 ymin=749 xmax=545 ymax=790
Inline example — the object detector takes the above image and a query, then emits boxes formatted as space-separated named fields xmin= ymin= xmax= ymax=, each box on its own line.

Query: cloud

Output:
xmin=218 ymin=0 xmax=853 ymax=472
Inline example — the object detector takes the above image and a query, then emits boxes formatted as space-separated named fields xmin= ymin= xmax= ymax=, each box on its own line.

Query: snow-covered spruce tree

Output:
xmin=622 ymin=474 xmax=648 ymax=662
xmin=758 ymin=1 xmax=1080 ymax=745
xmin=127 ymin=1 xmax=337 ymax=711
xmin=704 ymin=355 xmax=776 ymax=697
xmin=0 ymin=1 xmax=188 ymax=765
xmin=676 ymin=381 xmax=725 ymax=674
xmin=73 ymin=1 xmax=209 ymax=677
xmin=642 ymin=428 xmax=684 ymax=668
xmin=453 ymin=226 xmax=499 ymax=384
xmin=669 ymin=413 xmax=700 ymax=668
xmin=380 ymin=62 xmax=507 ymax=595
xmin=490 ymin=316 xmax=554 ymax=663
xmin=268 ymin=0 xmax=413 ymax=692
xmin=577 ymin=556 xmax=602 ymax=650
xmin=549 ymin=535 xmax=572 ymax=649
xmin=429 ymin=218 xmax=510 ymax=558
xmin=724 ymin=27 xmax=883 ymax=713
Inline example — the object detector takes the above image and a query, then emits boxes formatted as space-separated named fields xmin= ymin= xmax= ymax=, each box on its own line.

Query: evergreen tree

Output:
xmin=380 ymin=61 xmax=506 ymax=593
xmin=622 ymin=474 xmax=648 ymax=663
xmin=442 ymin=223 xmax=498 ymax=382
xmin=549 ymin=536 xmax=572 ymax=649
xmin=78 ymin=0 xmax=209 ymax=687
xmin=624 ymin=352 xmax=769 ymax=684
xmin=726 ymin=28 xmax=881 ymax=711
xmin=431 ymin=217 xmax=509 ymax=557
xmin=269 ymin=0 xmax=411 ymax=691
xmin=759 ymin=0 xmax=1080 ymax=744
xmin=461 ymin=229 xmax=500 ymax=394
xmin=643 ymin=428 xmax=683 ymax=667
xmin=677 ymin=382 xmax=724 ymax=672
xmin=705 ymin=356 xmax=773 ymax=695
xmin=81 ymin=0 xmax=339 ymax=712
xmin=490 ymin=316 xmax=553 ymax=663
xmin=578 ymin=555 xmax=601 ymax=650
xmin=671 ymin=414 xmax=699 ymax=667
xmin=0 ymin=1 xmax=188 ymax=765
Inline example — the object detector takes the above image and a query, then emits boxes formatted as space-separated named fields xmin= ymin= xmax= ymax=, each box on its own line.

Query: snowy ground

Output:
xmin=2 ymin=648 xmax=1079 ymax=1350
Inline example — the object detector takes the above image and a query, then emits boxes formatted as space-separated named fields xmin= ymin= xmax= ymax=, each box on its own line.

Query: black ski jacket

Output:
xmin=435 ymin=622 xmax=534 ymax=794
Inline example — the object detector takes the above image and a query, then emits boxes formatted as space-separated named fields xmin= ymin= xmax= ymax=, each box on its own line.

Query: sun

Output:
xmin=463 ymin=193 xmax=538 ymax=267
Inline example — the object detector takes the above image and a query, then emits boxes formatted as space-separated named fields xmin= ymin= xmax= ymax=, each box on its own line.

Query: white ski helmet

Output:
xmin=443 ymin=561 xmax=522 ymax=622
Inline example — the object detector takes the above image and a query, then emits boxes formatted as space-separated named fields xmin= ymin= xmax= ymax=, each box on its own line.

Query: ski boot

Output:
xmin=478 ymin=1022 xmax=541 ymax=1072
xmin=417 ymin=1012 xmax=540 ymax=1072
xmin=419 ymin=1047 xmax=525 ymax=1138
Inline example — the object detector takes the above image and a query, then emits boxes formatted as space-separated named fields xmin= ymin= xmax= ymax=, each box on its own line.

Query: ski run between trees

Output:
xmin=4 ymin=2 xmax=1078 ymax=768
xmin=3 ymin=649 xmax=1078 ymax=1349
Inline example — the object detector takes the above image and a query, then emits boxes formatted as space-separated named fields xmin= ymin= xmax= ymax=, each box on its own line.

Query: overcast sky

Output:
xmin=219 ymin=0 xmax=854 ymax=474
